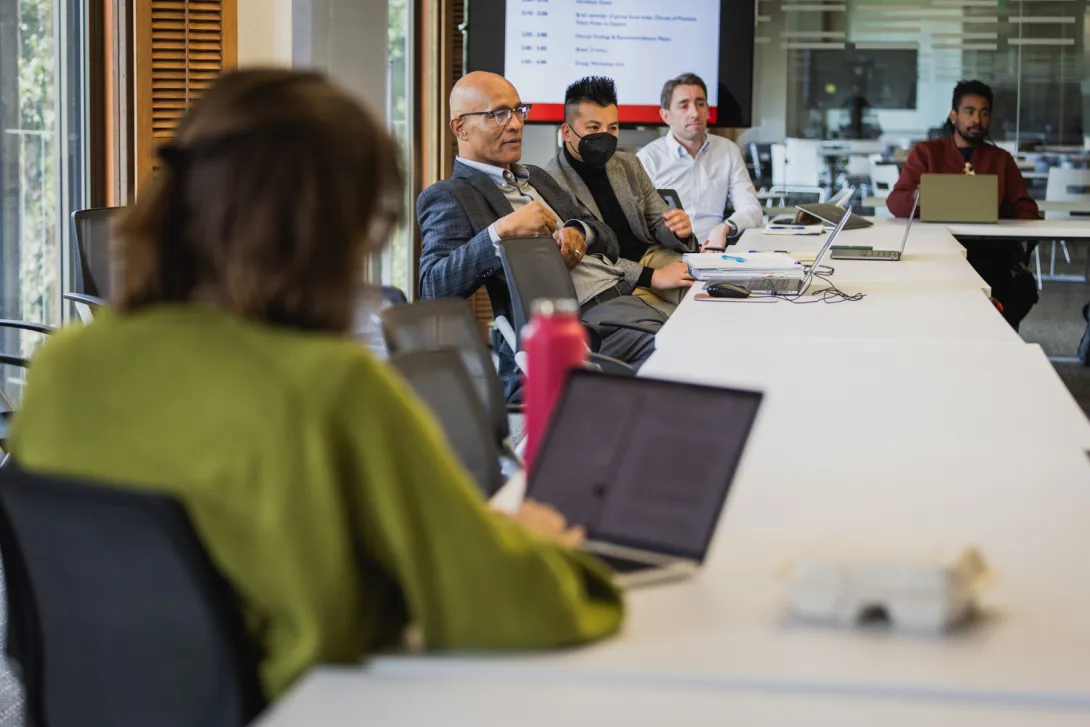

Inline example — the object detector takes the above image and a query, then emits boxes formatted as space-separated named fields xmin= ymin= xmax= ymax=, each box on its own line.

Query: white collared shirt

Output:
xmin=636 ymin=133 xmax=764 ymax=243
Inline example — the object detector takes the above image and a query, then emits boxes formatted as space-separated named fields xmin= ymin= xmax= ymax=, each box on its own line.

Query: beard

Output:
xmin=958 ymin=124 xmax=986 ymax=145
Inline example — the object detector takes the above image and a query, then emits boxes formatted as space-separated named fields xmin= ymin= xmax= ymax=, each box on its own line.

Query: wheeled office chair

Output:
xmin=494 ymin=238 xmax=658 ymax=376
xmin=388 ymin=348 xmax=506 ymax=497
xmin=380 ymin=297 xmax=521 ymax=475
xmin=0 ymin=466 xmax=266 ymax=727
xmin=66 ymin=207 xmax=121 ymax=321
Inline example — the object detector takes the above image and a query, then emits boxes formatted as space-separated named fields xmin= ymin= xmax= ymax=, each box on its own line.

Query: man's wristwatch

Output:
xmin=725 ymin=220 xmax=739 ymax=238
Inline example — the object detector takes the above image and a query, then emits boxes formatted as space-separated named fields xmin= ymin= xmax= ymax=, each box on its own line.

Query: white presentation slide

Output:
xmin=504 ymin=0 xmax=721 ymax=115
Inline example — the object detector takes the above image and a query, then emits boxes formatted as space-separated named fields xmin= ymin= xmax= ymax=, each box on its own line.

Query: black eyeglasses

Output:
xmin=458 ymin=104 xmax=533 ymax=126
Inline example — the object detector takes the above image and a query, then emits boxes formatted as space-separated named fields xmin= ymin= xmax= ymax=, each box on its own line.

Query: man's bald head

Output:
xmin=449 ymin=72 xmax=525 ymax=168
xmin=450 ymin=72 xmax=516 ymax=119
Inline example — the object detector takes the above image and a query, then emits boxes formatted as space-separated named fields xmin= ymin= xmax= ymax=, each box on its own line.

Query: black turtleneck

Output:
xmin=564 ymin=145 xmax=655 ymax=289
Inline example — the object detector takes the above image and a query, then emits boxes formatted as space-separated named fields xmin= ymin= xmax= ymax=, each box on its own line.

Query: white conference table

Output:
xmin=259 ymin=671 xmax=1090 ymax=727
xmin=263 ymin=218 xmax=1090 ymax=724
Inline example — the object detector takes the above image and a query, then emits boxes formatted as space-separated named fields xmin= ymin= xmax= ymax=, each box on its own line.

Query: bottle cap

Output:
xmin=531 ymin=298 xmax=579 ymax=317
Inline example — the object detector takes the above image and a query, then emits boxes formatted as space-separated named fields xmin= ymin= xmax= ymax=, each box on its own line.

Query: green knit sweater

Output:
xmin=8 ymin=306 xmax=623 ymax=698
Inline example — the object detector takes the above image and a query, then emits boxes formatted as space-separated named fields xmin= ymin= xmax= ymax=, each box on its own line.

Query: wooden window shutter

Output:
xmin=134 ymin=0 xmax=238 ymax=190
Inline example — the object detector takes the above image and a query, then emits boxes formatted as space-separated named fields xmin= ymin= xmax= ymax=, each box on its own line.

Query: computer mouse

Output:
xmin=706 ymin=282 xmax=751 ymax=299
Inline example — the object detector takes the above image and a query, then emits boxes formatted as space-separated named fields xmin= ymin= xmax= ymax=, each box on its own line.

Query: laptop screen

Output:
xmin=526 ymin=370 xmax=763 ymax=562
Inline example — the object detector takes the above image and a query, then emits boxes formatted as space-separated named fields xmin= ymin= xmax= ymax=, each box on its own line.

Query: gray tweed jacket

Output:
xmin=544 ymin=150 xmax=696 ymax=256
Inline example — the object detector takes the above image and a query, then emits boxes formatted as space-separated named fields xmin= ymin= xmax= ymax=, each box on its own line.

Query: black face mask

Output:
xmin=569 ymin=130 xmax=618 ymax=168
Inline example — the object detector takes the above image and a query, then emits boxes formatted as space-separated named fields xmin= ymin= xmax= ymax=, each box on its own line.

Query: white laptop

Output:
xmin=525 ymin=369 xmax=763 ymax=588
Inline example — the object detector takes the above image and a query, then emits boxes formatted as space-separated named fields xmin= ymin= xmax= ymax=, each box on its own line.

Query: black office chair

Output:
xmin=388 ymin=349 xmax=505 ymax=497
xmin=0 ymin=466 xmax=266 ymax=727
xmin=66 ymin=207 xmax=121 ymax=320
xmin=0 ymin=321 xmax=53 ymax=464
xmin=379 ymin=298 xmax=521 ymax=470
xmin=494 ymin=238 xmax=657 ymax=375
xmin=0 ymin=354 xmax=28 ymax=464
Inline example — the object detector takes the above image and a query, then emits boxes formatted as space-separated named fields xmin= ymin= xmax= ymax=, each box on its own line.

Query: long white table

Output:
xmin=260 ymin=671 xmax=1090 ymax=726
xmin=262 ymin=218 xmax=1090 ymax=724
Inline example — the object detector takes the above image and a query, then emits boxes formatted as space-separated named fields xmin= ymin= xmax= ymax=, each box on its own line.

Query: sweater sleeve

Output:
xmin=340 ymin=357 xmax=625 ymax=650
xmin=887 ymin=144 xmax=926 ymax=218
xmin=1001 ymin=153 xmax=1040 ymax=220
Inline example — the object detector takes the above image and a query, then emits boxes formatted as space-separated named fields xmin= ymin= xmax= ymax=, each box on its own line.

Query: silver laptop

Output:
xmin=525 ymin=370 xmax=763 ymax=588
xmin=747 ymin=199 xmax=853 ymax=299
xmin=831 ymin=189 xmax=918 ymax=261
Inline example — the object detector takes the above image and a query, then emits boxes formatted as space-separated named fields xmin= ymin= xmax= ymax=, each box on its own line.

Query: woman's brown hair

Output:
xmin=115 ymin=68 xmax=404 ymax=333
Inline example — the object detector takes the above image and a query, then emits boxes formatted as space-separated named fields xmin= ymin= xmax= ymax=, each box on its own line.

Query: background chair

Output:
xmin=1039 ymin=168 xmax=1090 ymax=287
xmin=379 ymin=297 xmax=520 ymax=474
xmin=66 ymin=207 xmax=121 ymax=322
xmin=388 ymin=348 xmax=505 ymax=497
xmin=494 ymin=238 xmax=655 ymax=376
xmin=0 ymin=465 xmax=266 ymax=727
xmin=0 ymin=321 xmax=54 ymax=464
xmin=352 ymin=285 xmax=409 ymax=359
xmin=869 ymin=161 xmax=901 ymax=200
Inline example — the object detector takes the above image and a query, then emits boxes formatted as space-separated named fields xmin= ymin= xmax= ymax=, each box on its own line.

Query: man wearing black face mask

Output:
xmin=545 ymin=76 xmax=697 ymax=315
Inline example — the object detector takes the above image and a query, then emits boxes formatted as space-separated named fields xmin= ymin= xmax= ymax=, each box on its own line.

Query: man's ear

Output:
xmin=450 ymin=117 xmax=467 ymax=141
xmin=948 ymin=110 xmax=957 ymax=126
xmin=560 ymin=123 xmax=572 ymax=146
xmin=659 ymin=107 xmax=670 ymax=125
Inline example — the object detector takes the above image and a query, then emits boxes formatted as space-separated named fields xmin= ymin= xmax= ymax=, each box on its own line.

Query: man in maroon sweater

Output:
xmin=888 ymin=80 xmax=1039 ymax=328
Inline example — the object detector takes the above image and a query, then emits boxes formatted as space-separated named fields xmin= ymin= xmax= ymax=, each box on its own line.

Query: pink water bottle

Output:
xmin=522 ymin=298 xmax=587 ymax=473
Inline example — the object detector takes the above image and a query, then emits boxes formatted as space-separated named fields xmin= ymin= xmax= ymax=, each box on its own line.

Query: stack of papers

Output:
xmin=683 ymin=252 xmax=803 ymax=281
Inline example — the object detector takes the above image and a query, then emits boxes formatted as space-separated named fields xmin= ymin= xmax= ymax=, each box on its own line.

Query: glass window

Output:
xmin=0 ymin=0 xmax=88 ymax=407
xmin=747 ymin=0 xmax=1088 ymax=203
xmin=384 ymin=0 xmax=414 ymax=297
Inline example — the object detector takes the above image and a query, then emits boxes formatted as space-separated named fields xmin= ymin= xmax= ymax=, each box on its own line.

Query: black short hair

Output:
xmin=660 ymin=73 xmax=708 ymax=110
xmin=564 ymin=76 xmax=618 ymax=126
xmin=952 ymin=80 xmax=993 ymax=111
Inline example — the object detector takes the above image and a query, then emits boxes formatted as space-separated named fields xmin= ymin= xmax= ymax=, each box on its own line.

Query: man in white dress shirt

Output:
xmin=637 ymin=73 xmax=763 ymax=251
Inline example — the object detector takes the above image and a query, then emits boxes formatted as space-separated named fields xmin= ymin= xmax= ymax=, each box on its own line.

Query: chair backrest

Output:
xmin=0 ymin=466 xmax=266 ymax=727
xmin=495 ymin=237 xmax=578 ymax=345
xmin=870 ymin=162 xmax=902 ymax=199
xmin=71 ymin=207 xmax=121 ymax=299
xmin=380 ymin=298 xmax=508 ymax=444
xmin=1044 ymin=167 xmax=1090 ymax=220
xmin=388 ymin=349 xmax=504 ymax=497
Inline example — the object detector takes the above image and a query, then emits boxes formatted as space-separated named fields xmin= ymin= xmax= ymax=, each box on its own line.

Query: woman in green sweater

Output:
xmin=6 ymin=69 xmax=623 ymax=700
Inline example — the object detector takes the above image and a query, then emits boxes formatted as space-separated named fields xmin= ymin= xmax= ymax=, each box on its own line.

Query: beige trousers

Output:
xmin=632 ymin=247 xmax=685 ymax=317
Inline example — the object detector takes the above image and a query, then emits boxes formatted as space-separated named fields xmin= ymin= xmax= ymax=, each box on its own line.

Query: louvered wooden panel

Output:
xmin=135 ymin=0 xmax=237 ymax=190
xmin=449 ymin=2 xmax=495 ymax=336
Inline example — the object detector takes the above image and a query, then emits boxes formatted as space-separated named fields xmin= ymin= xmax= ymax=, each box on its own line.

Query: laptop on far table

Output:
xmin=526 ymin=369 xmax=763 ymax=588
xmin=920 ymin=173 xmax=998 ymax=223
xmin=831 ymin=188 xmax=919 ymax=261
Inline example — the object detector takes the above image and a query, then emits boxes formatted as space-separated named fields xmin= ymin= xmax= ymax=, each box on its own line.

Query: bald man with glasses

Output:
xmin=418 ymin=71 xmax=664 ymax=402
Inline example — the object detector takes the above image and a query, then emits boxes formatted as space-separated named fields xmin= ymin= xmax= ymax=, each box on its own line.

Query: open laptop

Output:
xmin=525 ymin=370 xmax=763 ymax=588
xmin=831 ymin=188 xmax=919 ymax=261
xmin=745 ymin=199 xmax=853 ymax=299
xmin=796 ymin=189 xmax=874 ymax=231
xmin=920 ymin=173 xmax=998 ymax=223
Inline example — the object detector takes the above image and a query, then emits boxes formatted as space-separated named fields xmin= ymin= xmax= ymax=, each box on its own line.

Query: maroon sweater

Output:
xmin=887 ymin=136 xmax=1039 ymax=220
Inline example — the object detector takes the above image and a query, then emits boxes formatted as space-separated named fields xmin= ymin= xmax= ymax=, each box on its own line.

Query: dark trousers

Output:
xmin=582 ymin=295 xmax=666 ymax=370
xmin=963 ymin=240 xmax=1039 ymax=330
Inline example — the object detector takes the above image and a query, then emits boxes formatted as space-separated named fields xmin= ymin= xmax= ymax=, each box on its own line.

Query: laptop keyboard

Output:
xmin=594 ymin=553 xmax=658 ymax=573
